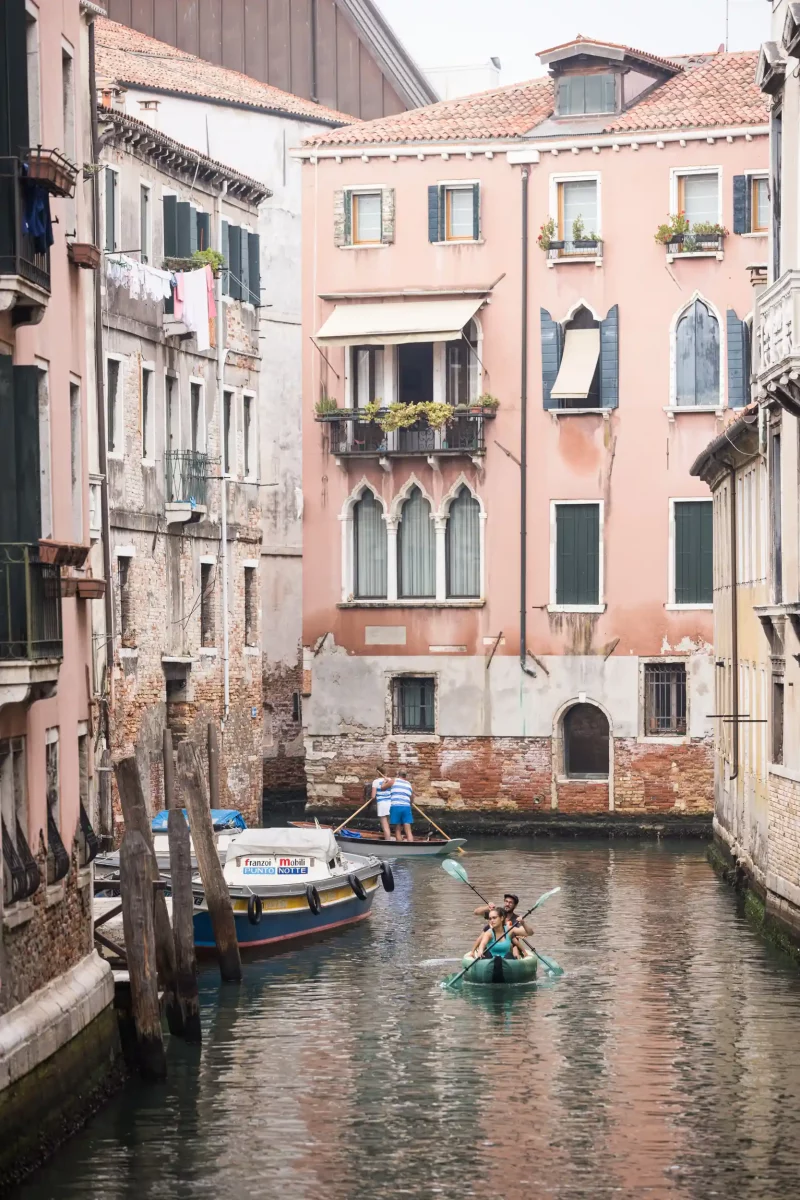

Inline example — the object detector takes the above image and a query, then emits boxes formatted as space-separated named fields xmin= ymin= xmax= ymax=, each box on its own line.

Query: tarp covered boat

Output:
xmin=459 ymin=953 xmax=538 ymax=986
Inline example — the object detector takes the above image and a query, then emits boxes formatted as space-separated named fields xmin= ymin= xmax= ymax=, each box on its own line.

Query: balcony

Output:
xmin=756 ymin=269 xmax=800 ymax=415
xmin=663 ymin=232 xmax=725 ymax=262
xmin=0 ymin=544 xmax=63 ymax=708
xmin=320 ymin=410 xmax=491 ymax=462
xmin=0 ymin=159 xmax=51 ymax=325
xmin=165 ymin=450 xmax=209 ymax=523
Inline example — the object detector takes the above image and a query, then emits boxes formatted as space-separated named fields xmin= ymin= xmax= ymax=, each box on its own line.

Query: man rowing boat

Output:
xmin=370 ymin=773 xmax=395 ymax=840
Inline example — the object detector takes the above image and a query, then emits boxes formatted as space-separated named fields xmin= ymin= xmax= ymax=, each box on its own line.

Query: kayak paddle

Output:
xmin=444 ymin=886 xmax=562 ymax=989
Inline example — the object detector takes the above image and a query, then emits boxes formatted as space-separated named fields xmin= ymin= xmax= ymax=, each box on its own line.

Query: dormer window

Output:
xmin=557 ymin=72 xmax=616 ymax=116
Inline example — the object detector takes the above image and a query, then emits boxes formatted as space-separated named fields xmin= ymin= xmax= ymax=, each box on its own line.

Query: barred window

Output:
xmin=644 ymin=663 xmax=687 ymax=736
xmin=392 ymin=677 xmax=435 ymax=734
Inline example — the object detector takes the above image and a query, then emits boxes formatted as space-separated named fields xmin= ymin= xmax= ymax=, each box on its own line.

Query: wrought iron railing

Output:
xmin=547 ymin=239 xmax=604 ymax=261
xmin=0 ymin=158 xmax=51 ymax=293
xmin=3 ymin=815 xmax=40 ymax=904
xmin=326 ymin=411 xmax=488 ymax=457
xmin=664 ymin=233 xmax=724 ymax=256
xmin=165 ymin=450 xmax=209 ymax=507
xmin=78 ymin=801 xmax=100 ymax=867
xmin=47 ymin=809 xmax=70 ymax=885
xmin=16 ymin=816 xmax=40 ymax=897
xmin=0 ymin=544 xmax=62 ymax=661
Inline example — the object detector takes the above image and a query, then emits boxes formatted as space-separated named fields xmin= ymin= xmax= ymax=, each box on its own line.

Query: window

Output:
xmin=770 ymin=430 xmax=782 ymax=603
xmin=446 ymin=321 xmax=479 ymax=406
xmin=772 ymin=105 xmax=782 ymax=280
xmin=772 ymin=675 xmax=784 ymax=765
xmin=446 ymin=487 xmax=480 ymax=598
xmin=26 ymin=8 xmax=40 ymax=144
xmin=165 ymin=374 xmax=179 ymax=454
xmin=675 ymin=299 xmax=720 ymax=407
xmin=644 ymin=663 xmax=687 ymax=736
xmin=223 ymin=389 xmax=234 ymax=475
xmin=243 ymin=393 xmax=255 ymax=477
xmin=1 ymin=737 xmax=38 ymax=907
xmin=676 ymin=171 xmax=720 ymax=227
xmin=118 ymin=554 xmax=134 ymax=646
xmin=292 ymin=691 xmax=301 ymax=722
xmin=444 ymin=187 xmax=475 ymax=241
xmin=551 ymin=306 xmax=600 ymax=408
xmin=244 ymin=566 xmax=256 ymax=646
xmin=106 ymin=357 xmax=121 ymax=453
xmin=104 ymin=167 xmax=118 ymax=253
xmin=557 ymin=73 xmax=616 ymax=116
xmin=46 ymin=728 xmax=68 ymax=886
xmin=69 ymin=382 xmax=82 ymax=541
xmin=393 ymin=677 xmax=435 ymax=734
xmin=398 ymin=486 xmax=435 ymax=599
xmin=76 ymin=726 xmax=98 ymax=868
xmin=563 ymin=704 xmax=609 ymax=778
xmin=352 ymin=192 xmax=382 ymax=245
xmin=354 ymin=490 xmax=387 ymax=599
xmin=62 ymin=49 xmax=75 ymax=231
xmin=200 ymin=561 xmax=215 ymax=646
xmin=554 ymin=503 xmax=601 ymax=607
xmin=351 ymin=345 xmax=384 ymax=407
xmin=190 ymin=381 xmax=203 ymax=453
xmin=196 ymin=209 xmax=210 ymax=252
xmin=673 ymin=500 xmax=713 ymax=605
xmin=140 ymin=184 xmax=152 ymax=263
xmin=751 ymin=176 xmax=768 ymax=234
xmin=557 ymin=178 xmax=599 ymax=243
xmin=142 ymin=367 xmax=154 ymax=460
xmin=397 ymin=343 xmax=433 ymax=405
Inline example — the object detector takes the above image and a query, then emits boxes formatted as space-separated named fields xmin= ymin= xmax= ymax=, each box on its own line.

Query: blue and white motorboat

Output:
xmin=192 ymin=826 xmax=392 ymax=952
xmin=94 ymin=809 xmax=247 ymax=887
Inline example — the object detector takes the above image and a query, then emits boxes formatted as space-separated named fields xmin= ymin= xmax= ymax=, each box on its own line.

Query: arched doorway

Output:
xmin=563 ymin=703 xmax=610 ymax=778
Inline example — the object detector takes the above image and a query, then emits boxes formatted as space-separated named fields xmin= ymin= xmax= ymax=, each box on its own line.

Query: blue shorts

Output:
xmin=389 ymin=803 xmax=413 ymax=826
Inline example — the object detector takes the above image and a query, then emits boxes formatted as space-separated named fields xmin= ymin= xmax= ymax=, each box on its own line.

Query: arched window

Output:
xmin=563 ymin=703 xmax=609 ymax=778
xmin=676 ymin=298 xmax=720 ymax=407
xmin=354 ymin=491 xmax=387 ymax=599
xmin=398 ymin=486 xmax=435 ymax=598
xmin=446 ymin=487 xmax=481 ymax=598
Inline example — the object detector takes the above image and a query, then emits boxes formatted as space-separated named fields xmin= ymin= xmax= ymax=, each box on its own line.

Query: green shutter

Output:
xmin=239 ymin=227 xmax=250 ymax=304
xmin=163 ymin=195 xmax=178 ymax=258
xmin=221 ymin=219 xmax=229 ymax=296
xmin=176 ymin=201 xmax=194 ymax=258
xmin=196 ymin=210 xmax=210 ymax=252
xmin=726 ymin=309 xmax=746 ymax=408
xmin=12 ymin=366 xmax=42 ymax=544
xmin=247 ymin=232 xmax=260 ymax=306
xmin=675 ymin=501 xmax=713 ymax=604
xmin=228 ymin=224 xmax=242 ymax=300
xmin=0 ymin=356 xmax=17 ymax=541
xmin=599 ymin=305 xmax=619 ymax=409
xmin=0 ymin=0 xmax=29 ymax=157
xmin=428 ymin=185 xmax=441 ymax=242
xmin=343 ymin=191 xmax=352 ymax=245
xmin=556 ymin=504 xmax=599 ymax=605
xmin=104 ymin=169 xmax=116 ymax=252
xmin=541 ymin=308 xmax=564 ymax=409
xmin=472 ymin=182 xmax=480 ymax=240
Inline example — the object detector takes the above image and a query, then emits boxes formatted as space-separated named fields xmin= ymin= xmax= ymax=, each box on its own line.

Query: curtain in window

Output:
xmin=676 ymin=299 xmax=720 ymax=406
xmin=398 ymin=487 xmax=435 ymax=598
xmin=446 ymin=487 xmax=481 ymax=597
xmin=354 ymin=491 xmax=387 ymax=599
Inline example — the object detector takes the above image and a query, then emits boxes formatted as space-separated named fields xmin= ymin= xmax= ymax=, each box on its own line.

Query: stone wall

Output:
xmin=262 ymin=658 xmax=306 ymax=800
xmin=768 ymin=768 xmax=800 ymax=887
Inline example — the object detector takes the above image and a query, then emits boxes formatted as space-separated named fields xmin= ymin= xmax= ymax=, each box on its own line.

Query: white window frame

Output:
xmin=242 ymin=390 xmax=257 ymax=481
xmin=669 ymin=165 xmax=722 ymax=226
xmin=549 ymin=171 xmax=602 ymax=239
xmin=438 ymin=179 xmax=480 ymax=244
xmin=165 ymin=371 xmax=180 ymax=455
xmin=141 ymin=361 xmax=156 ymax=464
xmin=667 ymin=497 xmax=714 ymax=610
xmin=744 ymin=170 xmax=769 ymax=237
xmin=548 ymin=498 xmax=605 ymax=613
xmin=189 ymin=376 xmax=206 ymax=454
xmin=103 ymin=165 xmax=121 ymax=254
xmin=105 ymin=353 xmax=124 ymax=459
xmin=139 ymin=179 xmax=153 ymax=263
xmin=243 ymin=560 xmax=258 ymax=647
xmin=667 ymin=290 xmax=725 ymax=412
xmin=222 ymin=387 xmax=236 ymax=478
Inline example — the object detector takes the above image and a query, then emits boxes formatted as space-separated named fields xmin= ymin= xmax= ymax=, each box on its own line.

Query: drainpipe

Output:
xmin=216 ymin=182 xmax=230 ymax=726
xmin=519 ymin=167 xmax=535 ymax=678
xmin=729 ymin=466 xmax=739 ymax=781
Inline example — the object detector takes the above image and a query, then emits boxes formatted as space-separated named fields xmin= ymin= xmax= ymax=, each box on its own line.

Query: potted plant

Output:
xmin=67 ymin=242 xmax=102 ymax=270
xmin=478 ymin=393 xmax=500 ymax=415
xmin=572 ymin=216 xmax=600 ymax=250
xmin=420 ymin=402 xmax=455 ymax=429
xmin=692 ymin=221 xmax=728 ymax=247
xmin=192 ymin=247 xmax=227 ymax=275
xmin=378 ymin=402 xmax=423 ymax=434
xmin=655 ymin=212 xmax=690 ymax=247
xmin=315 ymin=395 xmax=339 ymax=417
xmin=537 ymin=216 xmax=564 ymax=253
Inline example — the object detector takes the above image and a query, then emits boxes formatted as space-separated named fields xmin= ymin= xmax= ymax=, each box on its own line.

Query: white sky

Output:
xmin=373 ymin=0 xmax=770 ymax=86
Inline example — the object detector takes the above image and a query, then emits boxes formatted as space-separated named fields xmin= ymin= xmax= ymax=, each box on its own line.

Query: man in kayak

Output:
xmin=389 ymin=770 xmax=414 ymax=842
xmin=370 ymin=773 xmax=395 ymax=840
xmin=469 ymin=906 xmax=526 ymax=960
xmin=470 ymin=893 xmax=532 ymax=957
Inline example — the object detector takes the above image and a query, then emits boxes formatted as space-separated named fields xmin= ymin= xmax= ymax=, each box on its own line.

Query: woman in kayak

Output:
xmin=470 ymin=906 xmax=525 ymax=960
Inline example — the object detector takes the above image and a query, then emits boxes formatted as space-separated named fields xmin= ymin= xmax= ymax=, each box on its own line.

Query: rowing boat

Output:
xmin=290 ymin=820 xmax=466 ymax=859
xmin=459 ymin=953 xmax=538 ymax=985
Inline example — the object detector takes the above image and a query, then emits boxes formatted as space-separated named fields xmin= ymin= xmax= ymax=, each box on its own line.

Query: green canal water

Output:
xmin=15 ymin=839 xmax=800 ymax=1200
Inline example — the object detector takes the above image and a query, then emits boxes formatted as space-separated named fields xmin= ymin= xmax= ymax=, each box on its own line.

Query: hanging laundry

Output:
xmin=22 ymin=181 xmax=54 ymax=254
xmin=174 ymin=267 xmax=211 ymax=352
xmin=105 ymin=254 xmax=173 ymax=304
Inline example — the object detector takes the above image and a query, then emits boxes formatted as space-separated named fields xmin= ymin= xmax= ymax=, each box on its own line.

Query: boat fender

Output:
xmin=349 ymin=873 xmax=367 ymax=902
xmin=380 ymin=862 xmax=395 ymax=893
xmin=306 ymin=885 xmax=322 ymax=915
xmin=247 ymin=894 xmax=263 ymax=926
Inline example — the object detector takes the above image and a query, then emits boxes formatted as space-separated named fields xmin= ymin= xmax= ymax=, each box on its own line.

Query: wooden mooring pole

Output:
xmin=114 ymin=756 xmax=184 ymax=1037
xmin=119 ymin=831 xmax=167 ymax=1080
xmin=177 ymin=740 xmax=242 ymax=983
xmin=208 ymin=721 xmax=221 ymax=811
xmin=164 ymin=730 xmax=202 ymax=1042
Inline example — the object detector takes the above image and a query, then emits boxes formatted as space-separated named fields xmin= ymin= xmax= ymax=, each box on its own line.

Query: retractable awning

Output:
xmin=314 ymin=298 xmax=484 ymax=346
xmin=551 ymin=328 xmax=601 ymax=400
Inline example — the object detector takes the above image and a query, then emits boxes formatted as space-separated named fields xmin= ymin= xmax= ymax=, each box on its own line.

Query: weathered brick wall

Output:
xmin=615 ymin=738 xmax=714 ymax=813
xmin=557 ymin=781 xmax=610 ymax=812
xmin=262 ymin=660 xmax=306 ymax=796
xmin=768 ymin=771 xmax=800 ymax=887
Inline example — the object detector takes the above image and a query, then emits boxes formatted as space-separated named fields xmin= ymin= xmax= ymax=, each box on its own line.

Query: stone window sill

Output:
xmin=546 ymin=256 xmax=602 ymax=269
xmin=434 ymin=238 xmax=485 ymax=247
xmin=244 ymin=646 xmax=260 ymax=656
xmin=665 ymin=603 xmax=713 ymax=611
xmin=46 ymin=881 xmax=66 ymax=907
xmin=665 ymin=251 xmax=724 ymax=263
xmin=339 ymin=243 xmax=390 ymax=251
xmin=389 ymin=733 xmax=440 ymax=744
xmin=637 ymin=734 xmax=690 ymax=746
xmin=664 ymin=406 xmax=725 ymax=418
xmin=556 ymin=775 xmax=608 ymax=784
xmin=3 ymin=900 xmax=35 ymax=930
xmin=549 ymin=407 xmax=612 ymax=418
xmin=339 ymin=600 xmax=485 ymax=609
xmin=547 ymin=604 xmax=605 ymax=614
xmin=78 ymin=866 xmax=93 ymax=890
xmin=119 ymin=647 xmax=138 ymax=658
xmin=198 ymin=647 xmax=218 ymax=656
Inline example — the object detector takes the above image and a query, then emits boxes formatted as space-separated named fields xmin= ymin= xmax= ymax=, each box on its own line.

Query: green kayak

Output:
xmin=459 ymin=953 xmax=538 ymax=986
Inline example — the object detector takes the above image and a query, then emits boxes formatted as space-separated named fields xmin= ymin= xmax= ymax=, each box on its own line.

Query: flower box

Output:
xmin=574 ymin=239 xmax=599 ymax=250
xmin=694 ymin=233 xmax=720 ymax=246
xmin=77 ymin=578 xmax=106 ymax=600
xmin=24 ymin=147 xmax=79 ymax=198
xmin=67 ymin=242 xmax=101 ymax=270
xmin=548 ymin=240 xmax=566 ymax=251
xmin=38 ymin=539 xmax=90 ymax=568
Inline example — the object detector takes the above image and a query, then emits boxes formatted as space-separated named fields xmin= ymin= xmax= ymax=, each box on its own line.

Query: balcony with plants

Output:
xmin=0 ymin=157 xmax=55 ymax=323
xmin=539 ymin=215 xmax=603 ymax=264
xmin=655 ymin=213 xmax=727 ymax=261
xmin=315 ymin=396 xmax=498 ymax=459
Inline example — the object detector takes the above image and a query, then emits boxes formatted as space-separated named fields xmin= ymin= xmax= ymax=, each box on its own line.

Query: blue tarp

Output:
xmin=150 ymin=809 xmax=247 ymax=833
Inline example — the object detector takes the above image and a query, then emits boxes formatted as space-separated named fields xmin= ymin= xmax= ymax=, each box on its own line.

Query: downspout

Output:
xmin=519 ymin=167 xmax=535 ymax=678
xmin=729 ymin=466 xmax=739 ymax=781
xmin=216 ymin=182 xmax=230 ymax=725
xmin=310 ymin=0 xmax=319 ymax=103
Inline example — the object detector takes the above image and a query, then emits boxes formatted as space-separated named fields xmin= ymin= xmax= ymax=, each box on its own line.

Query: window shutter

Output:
xmin=247 ymin=232 xmax=260 ymax=306
xmin=599 ymin=304 xmax=619 ymax=409
xmin=0 ymin=356 xmax=17 ymax=541
xmin=333 ymin=189 xmax=347 ymax=247
xmin=428 ymin=185 xmax=442 ymax=243
xmin=0 ymin=0 xmax=29 ymax=157
xmin=196 ymin=210 xmax=211 ymax=252
xmin=163 ymin=195 xmax=178 ymax=258
xmin=540 ymin=308 xmax=564 ymax=409
xmin=726 ymin=309 xmax=750 ymax=408
xmin=239 ymin=228 xmax=250 ymax=304
xmin=381 ymin=187 xmax=395 ymax=244
xmin=557 ymin=504 xmax=599 ymax=606
xmin=104 ymin=169 xmax=115 ymax=252
xmin=557 ymin=77 xmax=572 ymax=115
xmin=228 ymin=225 xmax=242 ymax=300
xmin=343 ymin=190 xmax=352 ymax=245
xmin=602 ymin=74 xmax=616 ymax=113
xmin=472 ymin=182 xmax=481 ymax=240
xmin=12 ymin=366 xmax=42 ymax=544
xmin=221 ymin=219 xmax=229 ymax=296
xmin=176 ymin=201 xmax=194 ymax=258
xmin=732 ymin=175 xmax=749 ymax=235
xmin=675 ymin=501 xmax=713 ymax=604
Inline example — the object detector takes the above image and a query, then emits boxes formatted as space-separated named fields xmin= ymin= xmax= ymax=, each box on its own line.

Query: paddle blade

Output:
xmin=531 ymin=886 xmax=561 ymax=912
xmin=534 ymin=949 xmax=564 ymax=976
xmin=442 ymin=859 xmax=470 ymax=885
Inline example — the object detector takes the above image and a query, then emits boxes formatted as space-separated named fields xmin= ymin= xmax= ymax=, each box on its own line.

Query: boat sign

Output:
xmin=240 ymin=856 xmax=309 ymax=876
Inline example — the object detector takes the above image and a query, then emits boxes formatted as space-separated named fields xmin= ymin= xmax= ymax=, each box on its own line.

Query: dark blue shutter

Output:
xmin=247 ymin=232 xmax=260 ymax=306
xmin=726 ymin=309 xmax=747 ymax=408
xmin=163 ymin=194 xmax=178 ymax=258
xmin=0 ymin=0 xmax=29 ymax=157
xmin=228 ymin=225 xmax=242 ymax=300
xmin=196 ymin=210 xmax=210 ymax=252
xmin=239 ymin=228 xmax=250 ymax=304
xmin=428 ymin=185 xmax=441 ymax=242
xmin=599 ymin=305 xmax=619 ymax=409
xmin=540 ymin=308 xmax=563 ymax=409
xmin=556 ymin=504 xmax=599 ymax=605
xmin=221 ymin=219 xmax=229 ymax=296
xmin=675 ymin=501 xmax=713 ymax=604
xmin=12 ymin=366 xmax=42 ymax=543
xmin=176 ymin=201 xmax=193 ymax=258
xmin=472 ymin=182 xmax=480 ymax=240
xmin=732 ymin=175 xmax=749 ymax=235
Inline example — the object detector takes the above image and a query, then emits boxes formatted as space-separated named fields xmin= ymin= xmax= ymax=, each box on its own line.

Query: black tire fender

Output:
xmin=247 ymin=894 xmax=263 ymax=926
xmin=380 ymin=862 xmax=395 ymax=893
xmin=306 ymin=885 xmax=322 ymax=915
xmin=349 ymin=873 xmax=368 ymax=902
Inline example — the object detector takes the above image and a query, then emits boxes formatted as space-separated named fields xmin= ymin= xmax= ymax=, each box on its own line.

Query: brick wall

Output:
xmin=262 ymin=659 xmax=306 ymax=796
xmin=768 ymin=770 xmax=800 ymax=887
xmin=615 ymin=738 xmax=714 ymax=812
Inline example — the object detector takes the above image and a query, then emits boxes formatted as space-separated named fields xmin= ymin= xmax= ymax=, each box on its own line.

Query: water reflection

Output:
xmin=15 ymin=840 xmax=800 ymax=1200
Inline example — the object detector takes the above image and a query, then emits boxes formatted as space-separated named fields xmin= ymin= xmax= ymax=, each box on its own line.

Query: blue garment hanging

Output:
xmin=22 ymin=179 xmax=53 ymax=254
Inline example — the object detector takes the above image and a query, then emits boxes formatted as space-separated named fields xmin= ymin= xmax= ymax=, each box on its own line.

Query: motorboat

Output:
xmin=94 ymin=808 xmax=247 ymax=887
xmin=290 ymin=820 xmax=466 ymax=859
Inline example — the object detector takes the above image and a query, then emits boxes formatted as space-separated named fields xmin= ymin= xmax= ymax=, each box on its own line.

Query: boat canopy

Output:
xmin=225 ymin=827 xmax=338 ymax=864
xmin=151 ymin=809 xmax=247 ymax=832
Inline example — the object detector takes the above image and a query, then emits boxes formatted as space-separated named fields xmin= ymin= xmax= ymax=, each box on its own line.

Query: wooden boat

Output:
xmin=458 ymin=953 xmax=538 ymax=986
xmin=290 ymin=820 xmax=466 ymax=859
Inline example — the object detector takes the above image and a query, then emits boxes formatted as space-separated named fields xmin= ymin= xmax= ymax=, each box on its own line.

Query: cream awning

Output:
xmin=314 ymin=298 xmax=484 ymax=346
xmin=551 ymin=328 xmax=601 ymax=400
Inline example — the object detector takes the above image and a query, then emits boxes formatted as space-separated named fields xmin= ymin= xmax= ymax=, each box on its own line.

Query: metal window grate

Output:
xmin=392 ymin=677 xmax=435 ymax=734
xmin=644 ymin=663 xmax=687 ymax=735
xmin=78 ymin=801 xmax=100 ymax=868
xmin=47 ymin=809 xmax=70 ymax=884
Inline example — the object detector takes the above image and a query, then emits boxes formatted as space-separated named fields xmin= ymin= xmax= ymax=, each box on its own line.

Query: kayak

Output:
xmin=459 ymin=953 xmax=538 ymax=986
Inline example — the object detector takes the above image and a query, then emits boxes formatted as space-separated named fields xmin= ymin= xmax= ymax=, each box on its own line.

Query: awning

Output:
xmin=315 ymin=298 xmax=484 ymax=346
xmin=551 ymin=328 xmax=600 ymax=400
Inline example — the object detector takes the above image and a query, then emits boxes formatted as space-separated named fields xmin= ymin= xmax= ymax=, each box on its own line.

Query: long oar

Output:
xmin=444 ymin=887 xmax=561 ymax=988
xmin=413 ymin=801 xmax=465 ymax=853
xmin=333 ymin=796 xmax=375 ymax=836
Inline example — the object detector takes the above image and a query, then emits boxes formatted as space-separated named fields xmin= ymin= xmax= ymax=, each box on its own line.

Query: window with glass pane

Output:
xmin=555 ymin=503 xmax=600 ymax=606
xmin=557 ymin=73 xmax=616 ymax=115
xmin=353 ymin=192 xmax=382 ymax=244
xmin=752 ymin=176 xmax=769 ymax=233
xmin=445 ymin=321 xmax=479 ymax=406
xmin=678 ymin=172 xmax=719 ymax=226
xmin=446 ymin=488 xmax=481 ymax=598
xmin=559 ymin=179 xmax=598 ymax=240
xmin=392 ymin=677 xmax=435 ymax=733
xmin=644 ymin=663 xmax=687 ymax=735
xmin=445 ymin=188 xmax=474 ymax=240
xmin=354 ymin=491 xmax=387 ymax=599
xmin=674 ymin=501 xmax=713 ymax=604
xmin=675 ymin=299 xmax=720 ymax=406
xmin=352 ymin=345 xmax=384 ymax=406
xmin=398 ymin=487 xmax=435 ymax=598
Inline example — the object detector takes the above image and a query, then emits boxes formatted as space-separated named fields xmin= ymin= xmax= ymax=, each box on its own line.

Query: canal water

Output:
xmin=15 ymin=839 xmax=800 ymax=1200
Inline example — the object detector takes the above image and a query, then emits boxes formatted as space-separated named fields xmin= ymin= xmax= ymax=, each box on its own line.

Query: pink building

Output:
xmin=298 ymin=38 xmax=769 ymax=823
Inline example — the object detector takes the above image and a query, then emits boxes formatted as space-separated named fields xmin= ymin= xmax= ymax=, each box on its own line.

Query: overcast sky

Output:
xmin=373 ymin=0 xmax=770 ymax=86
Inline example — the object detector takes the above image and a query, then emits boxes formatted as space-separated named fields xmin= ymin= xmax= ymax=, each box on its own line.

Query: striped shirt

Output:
xmin=390 ymin=778 xmax=413 ymax=806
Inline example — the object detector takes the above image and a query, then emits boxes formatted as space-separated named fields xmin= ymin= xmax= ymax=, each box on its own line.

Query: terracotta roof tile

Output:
xmin=536 ymin=34 xmax=683 ymax=74
xmin=604 ymin=51 xmax=766 ymax=132
xmin=95 ymin=18 xmax=350 ymax=126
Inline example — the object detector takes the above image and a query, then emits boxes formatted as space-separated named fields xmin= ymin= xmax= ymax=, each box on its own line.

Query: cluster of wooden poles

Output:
xmin=111 ymin=724 xmax=244 ymax=1081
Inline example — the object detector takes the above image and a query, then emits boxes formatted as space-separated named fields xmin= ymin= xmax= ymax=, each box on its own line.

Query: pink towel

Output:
xmin=173 ymin=273 xmax=184 ymax=321
xmin=205 ymin=265 xmax=216 ymax=319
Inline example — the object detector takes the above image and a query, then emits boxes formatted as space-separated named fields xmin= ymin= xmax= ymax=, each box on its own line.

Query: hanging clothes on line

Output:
xmin=173 ymin=265 xmax=213 ymax=352
xmin=105 ymin=254 xmax=172 ymax=302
